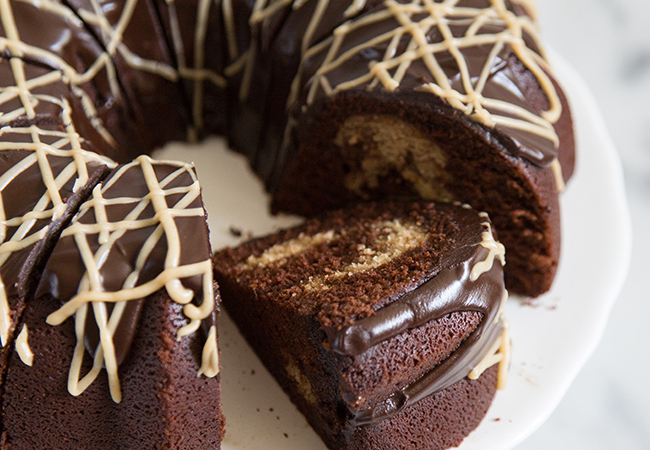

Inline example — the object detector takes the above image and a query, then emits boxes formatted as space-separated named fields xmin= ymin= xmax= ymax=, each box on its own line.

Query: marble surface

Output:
xmin=516 ymin=1 xmax=650 ymax=448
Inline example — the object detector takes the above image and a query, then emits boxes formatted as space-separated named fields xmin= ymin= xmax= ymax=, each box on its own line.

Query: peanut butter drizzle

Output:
xmin=232 ymin=0 xmax=353 ymax=100
xmin=45 ymin=156 xmax=219 ymax=402
xmin=2 ymin=0 xmax=228 ymax=141
xmin=0 ymin=39 xmax=117 ymax=345
xmin=471 ymin=212 xmax=505 ymax=280
xmin=297 ymin=0 xmax=561 ymax=139
xmin=73 ymin=0 xmax=229 ymax=138
xmin=14 ymin=323 xmax=33 ymax=366
xmin=0 ymin=0 xmax=120 ymax=147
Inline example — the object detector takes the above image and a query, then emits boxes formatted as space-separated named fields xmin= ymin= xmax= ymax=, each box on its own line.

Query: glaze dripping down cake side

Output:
xmin=1 ymin=156 xmax=224 ymax=449
xmin=214 ymin=201 xmax=510 ymax=450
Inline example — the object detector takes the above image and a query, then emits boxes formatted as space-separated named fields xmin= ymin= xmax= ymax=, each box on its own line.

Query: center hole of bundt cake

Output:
xmin=334 ymin=114 xmax=454 ymax=202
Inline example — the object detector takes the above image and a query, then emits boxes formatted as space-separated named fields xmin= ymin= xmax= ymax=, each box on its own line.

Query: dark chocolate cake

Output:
xmin=238 ymin=0 xmax=575 ymax=297
xmin=0 ymin=0 xmax=574 ymax=447
xmin=214 ymin=201 xmax=510 ymax=450
xmin=1 ymin=0 xmax=574 ymax=296
xmin=1 ymin=156 xmax=224 ymax=449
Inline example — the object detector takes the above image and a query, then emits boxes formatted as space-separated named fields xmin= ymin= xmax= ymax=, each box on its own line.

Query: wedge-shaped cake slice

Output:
xmin=2 ymin=156 xmax=223 ymax=449
xmin=214 ymin=201 xmax=510 ymax=450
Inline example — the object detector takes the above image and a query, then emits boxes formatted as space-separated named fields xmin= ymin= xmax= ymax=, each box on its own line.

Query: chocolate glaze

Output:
xmin=0 ymin=1 xmax=159 ymax=160
xmin=234 ymin=0 xmax=382 ymax=183
xmin=0 ymin=150 xmax=108 ymax=298
xmin=153 ymin=0 xmax=229 ymax=136
xmin=345 ymin=250 xmax=505 ymax=426
xmin=329 ymin=245 xmax=501 ymax=357
xmin=41 ymin=159 xmax=213 ymax=364
xmin=293 ymin=0 xmax=560 ymax=168
xmin=321 ymin=218 xmax=506 ymax=426
xmin=65 ymin=0 xmax=192 ymax=148
xmin=0 ymin=57 xmax=112 ymax=155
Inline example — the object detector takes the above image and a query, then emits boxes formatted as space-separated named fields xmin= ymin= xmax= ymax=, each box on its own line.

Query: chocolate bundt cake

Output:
xmin=0 ymin=0 xmax=574 ymax=447
xmin=1 ymin=156 xmax=223 ymax=448
xmin=231 ymin=0 xmax=575 ymax=297
xmin=214 ymin=201 xmax=510 ymax=450
xmin=1 ymin=0 xmax=574 ymax=296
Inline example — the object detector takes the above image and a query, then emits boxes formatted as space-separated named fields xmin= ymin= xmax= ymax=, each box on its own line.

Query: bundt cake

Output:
xmin=232 ymin=0 xmax=575 ymax=297
xmin=0 ymin=0 xmax=574 ymax=448
xmin=1 ymin=0 xmax=574 ymax=296
xmin=213 ymin=201 xmax=510 ymax=450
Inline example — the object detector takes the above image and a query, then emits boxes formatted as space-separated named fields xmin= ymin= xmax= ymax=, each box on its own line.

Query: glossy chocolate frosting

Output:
xmin=0 ymin=150 xmax=107 ymax=298
xmin=293 ymin=0 xmax=561 ymax=168
xmin=329 ymin=245 xmax=502 ymax=357
xmin=0 ymin=1 xmax=126 ymax=145
xmin=65 ymin=0 xmax=192 ymax=148
xmin=42 ymin=158 xmax=214 ymax=365
xmin=341 ymin=245 xmax=506 ymax=426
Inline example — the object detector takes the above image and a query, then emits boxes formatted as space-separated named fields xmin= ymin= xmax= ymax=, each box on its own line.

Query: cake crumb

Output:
xmin=229 ymin=226 xmax=243 ymax=237
xmin=284 ymin=433 xmax=289 ymax=438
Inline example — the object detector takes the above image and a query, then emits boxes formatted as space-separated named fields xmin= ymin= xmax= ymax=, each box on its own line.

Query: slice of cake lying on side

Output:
xmin=1 ymin=156 xmax=224 ymax=449
xmin=214 ymin=201 xmax=510 ymax=450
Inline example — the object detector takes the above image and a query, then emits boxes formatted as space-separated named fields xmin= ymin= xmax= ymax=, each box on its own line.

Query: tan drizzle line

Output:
xmin=4 ymin=0 xmax=226 ymax=142
xmin=0 ymin=75 xmax=116 ymax=346
xmin=235 ymin=0 xmax=353 ymax=101
xmin=551 ymin=158 xmax=565 ymax=192
xmin=283 ymin=0 xmax=560 ymax=154
xmin=470 ymin=212 xmax=506 ymax=281
xmin=45 ymin=156 xmax=217 ymax=403
xmin=468 ymin=316 xmax=510 ymax=390
xmin=160 ymin=0 xmax=227 ymax=139
xmin=15 ymin=324 xmax=33 ymax=366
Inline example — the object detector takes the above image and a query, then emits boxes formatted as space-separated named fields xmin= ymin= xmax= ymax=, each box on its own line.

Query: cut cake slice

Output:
xmin=214 ymin=200 xmax=510 ymax=450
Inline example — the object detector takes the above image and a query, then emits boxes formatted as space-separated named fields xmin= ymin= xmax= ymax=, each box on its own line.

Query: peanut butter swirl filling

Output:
xmin=234 ymin=205 xmax=509 ymax=425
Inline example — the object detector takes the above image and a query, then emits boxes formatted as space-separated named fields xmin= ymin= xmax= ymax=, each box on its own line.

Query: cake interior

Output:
xmin=272 ymin=95 xmax=561 ymax=297
xmin=214 ymin=202 xmax=509 ymax=450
